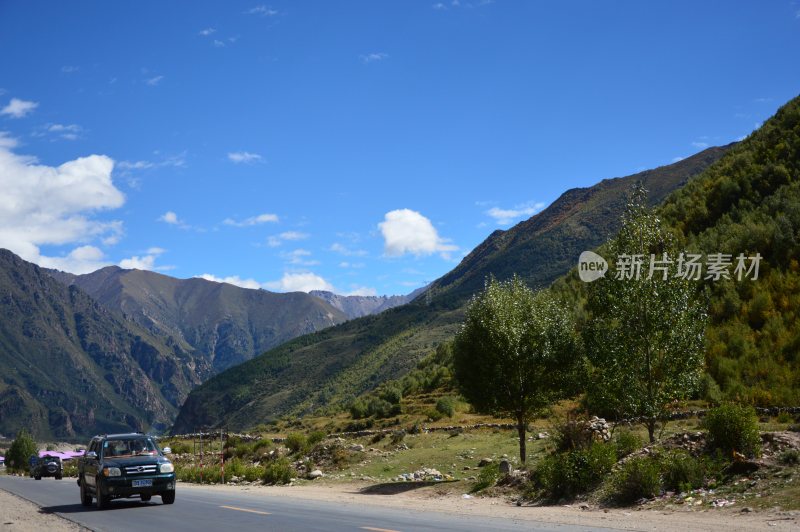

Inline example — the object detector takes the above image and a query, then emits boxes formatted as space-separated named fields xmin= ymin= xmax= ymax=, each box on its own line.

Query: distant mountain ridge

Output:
xmin=309 ymin=287 xmax=426 ymax=319
xmin=172 ymin=144 xmax=730 ymax=433
xmin=48 ymin=267 xmax=350 ymax=374
xmin=0 ymin=249 xmax=205 ymax=439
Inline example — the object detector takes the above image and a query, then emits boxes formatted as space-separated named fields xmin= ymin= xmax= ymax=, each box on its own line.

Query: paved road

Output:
xmin=0 ymin=476 xmax=619 ymax=532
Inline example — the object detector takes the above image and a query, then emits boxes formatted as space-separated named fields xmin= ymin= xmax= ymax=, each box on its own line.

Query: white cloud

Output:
xmin=346 ymin=286 xmax=377 ymax=296
xmin=158 ymin=211 xmax=181 ymax=225
xmin=38 ymin=246 xmax=110 ymax=274
xmin=117 ymin=152 xmax=186 ymax=173
xmin=378 ymin=209 xmax=457 ymax=258
xmin=213 ymin=40 xmax=226 ymax=48
xmin=38 ymin=123 xmax=82 ymax=141
xmin=227 ymin=151 xmax=263 ymax=164
xmin=119 ymin=247 xmax=170 ymax=271
xmin=671 ymin=156 xmax=685 ymax=163
xmin=265 ymin=272 xmax=333 ymax=293
xmin=198 ymin=27 xmax=216 ymax=36
xmin=485 ymin=201 xmax=545 ymax=226
xmin=61 ymin=66 xmax=79 ymax=73
xmin=280 ymin=248 xmax=319 ymax=266
xmin=223 ymin=213 xmax=279 ymax=227
xmin=339 ymin=261 xmax=365 ymax=269
xmin=0 ymin=134 xmax=125 ymax=273
xmin=245 ymin=5 xmax=278 ymax=16
xmin=330 ymin=242 xmax=368 ymax=256
xmin=145 ymin=75 xmax=164 ymax=86
xmin=691 ymin=141 xmax=709 ymax=149
xmin=1 ymin=98 xmax=39 ymax=118
xmin=267 ymin=231 xmax=309 ymax=247
xmin=360 ymin=52 xmax=388 ymax=64
xmin=196 ymin=273 xmax=262 ymax=290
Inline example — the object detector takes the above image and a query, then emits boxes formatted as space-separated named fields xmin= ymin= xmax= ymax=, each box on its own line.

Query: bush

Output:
xmin=614 ymin=430 xmax=643 ymax=459
xmin=390 ymin=430 xmax=405 ymax=445
xmin=435 ymin=397 xmax=456 ymax=418
xmin=262 ymin=459 xmax=293 ymax=485
xmin=424 ymin=408 xmax=444 ymax=422
xmin=779 ymin=449 xmax=800 ymax=465
xmin=307 ymin=431 xmax=326 ymax=447
xmin=608 ymin=456 xmax=661 ymax=504
xmin=62 ymin=460 xmax=78 ymax=478
xmin=660 ymin=450 xmax=705 ymax=492
xmin=703 ymin=403 xmax=761 ymax=458
xmin=285 ymin=433 xmax=308 ymax=455
xmin=6 ymin=429 xmax=37 ymax=473
xmin=533 ymin=442 xmax=617 ymax=499
xmin=349 ymin=399 xmax=368 ymax=419
xmin=777 ymin=411 xmax=793 ymax=424
xmin=471 ymin=462 xmax=500 ymax=492
xmin=551 ymin=418 xmax=594 ymax=452
xmin=168 ymin=441 xmax=192 ymax=454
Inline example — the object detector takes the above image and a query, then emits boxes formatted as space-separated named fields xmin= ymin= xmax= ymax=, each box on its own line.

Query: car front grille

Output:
xmin=125 ymin=465 xmax=158 ymax=475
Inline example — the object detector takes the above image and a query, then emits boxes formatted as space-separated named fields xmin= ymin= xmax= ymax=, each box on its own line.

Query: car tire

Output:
xmin=35 ymin=475 xmax=41 ymax=480
xmin=55 ymin=474 xmax=62 ymax=480
xmin=141 ymin=494 xmax=151 ymax=502
xmin=161 ymin=491 xmax=175 ymax=505
xmin=95 ymin=481 xmax=109 ymax=510
xmin=80 ymin=480 xmax=92 ymax=507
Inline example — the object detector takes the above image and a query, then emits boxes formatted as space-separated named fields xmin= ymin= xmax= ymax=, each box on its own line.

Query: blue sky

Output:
xmin=1 ymin=1 xmax=798 ymax=296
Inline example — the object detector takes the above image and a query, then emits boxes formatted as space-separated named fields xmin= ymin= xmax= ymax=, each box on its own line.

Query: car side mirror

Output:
xmin=85 ymin=451 xmax=97 ymax=460
xmin=162 ymin=447 xmax=171 ymax=454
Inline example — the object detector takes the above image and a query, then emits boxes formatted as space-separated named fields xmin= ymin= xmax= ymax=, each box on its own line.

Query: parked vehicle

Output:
xmin=32 ymin=455 xmax=63 ymax=480
xmin=77 ymin=433 xmax=175 ymax=509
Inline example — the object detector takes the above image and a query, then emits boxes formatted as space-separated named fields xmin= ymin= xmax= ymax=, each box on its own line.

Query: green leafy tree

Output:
xmin=453 ymin=276 xmax=582 ymax=463
xmin=6 ymin=429 xmax=38 ymax=474
xmin=584 ymin=184 xmax=707 ymax=442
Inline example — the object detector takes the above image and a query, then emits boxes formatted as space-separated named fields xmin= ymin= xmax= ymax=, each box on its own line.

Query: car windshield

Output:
xmin=103 ymin=438 xmax=160 ymax=457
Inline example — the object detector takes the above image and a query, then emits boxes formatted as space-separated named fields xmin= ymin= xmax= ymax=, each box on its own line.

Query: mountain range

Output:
xmin=0 ymin=258 xmax=417 ymax=438
xmin=172 ymin=144 xmax=730 ymax=433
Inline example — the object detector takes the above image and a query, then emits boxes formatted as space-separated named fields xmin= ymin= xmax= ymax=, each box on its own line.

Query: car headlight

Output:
xmin=103 ymin=467 xmax=121 ymax=477
xmin=160 ymin=462 xmax=174 ymax=473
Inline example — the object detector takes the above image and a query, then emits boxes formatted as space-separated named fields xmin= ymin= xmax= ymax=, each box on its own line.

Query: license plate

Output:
xmin=132 ymin=479 xmax=153 ymax=488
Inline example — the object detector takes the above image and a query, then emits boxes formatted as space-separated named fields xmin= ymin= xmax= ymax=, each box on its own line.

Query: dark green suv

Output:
xmin=32 ymin=455 xmax=63 ymax=480
xmin=77 ymin=433 xmax=176 ymax=509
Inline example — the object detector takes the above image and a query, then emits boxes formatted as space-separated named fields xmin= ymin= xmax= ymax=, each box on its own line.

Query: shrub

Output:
xmin=660 ymin=450 xmax=705 ymax=492
xmin=703 ymin=403 xmax=761 ymax=458
xmin=551 ymin=418 xmax=594 ymax=452
xmin=608 ymin=456 xmax=661 ymax=504
xmin=62 ymin=460 xmax=78 ymax=478
xmin=533 ymin=442 xmax=617 ymax=499
xmin=285 ymin=433 xmax=308 ymax=455
xmin=307 ymin=431 xmax=327 ymax=447
xmin=777 ymin=411 xmax=793 ymax=424
xmin=435 ymin=397 xmax=457 ymax=418
xmin=614 ymin=430 xmax=643 ymax=459
xmin=424 ymin=408 xmax=444 ymax=422
xmin=5 ymin=429 xmax=37 ymax=473
xmin=349 ymin=400 xmax=368 ymax=419
xmin=779 ymin=449 xmax=800 ymax=465
xmin=262 ymin=459 xmax=293 ymax=485
xmin=390 ymin=430 xmax=405 ymax=445
xmin=471 ymin=462 xmax=500 ymax=492
xmin=168 ymin=441 xmax=192 ymax=455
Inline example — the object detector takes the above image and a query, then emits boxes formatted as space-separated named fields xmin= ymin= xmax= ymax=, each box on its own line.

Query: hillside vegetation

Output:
xmin=173 ymin=146 xmax=727 ymax=433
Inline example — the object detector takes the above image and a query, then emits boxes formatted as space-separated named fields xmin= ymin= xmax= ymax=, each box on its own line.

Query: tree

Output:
xmin=584 ymin=184 xmax=707 ymax=442
xmin=6 ymin=428 xmax=38 ymax=474
xmin=453 ymin=276 xmax=582 ymax=463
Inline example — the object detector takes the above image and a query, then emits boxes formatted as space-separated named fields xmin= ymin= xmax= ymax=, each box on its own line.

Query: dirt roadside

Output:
xmin=178 ymin=479 xmax=800 ymax=532
xmin=0 ymin=488 xmax=88 ymax=532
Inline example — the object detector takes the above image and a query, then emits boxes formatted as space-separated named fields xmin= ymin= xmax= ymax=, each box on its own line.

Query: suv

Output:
xmin=32 ymin=455 xmax=63 ymax=480
xmin=77 ymin=433 xmax=175 ymax=509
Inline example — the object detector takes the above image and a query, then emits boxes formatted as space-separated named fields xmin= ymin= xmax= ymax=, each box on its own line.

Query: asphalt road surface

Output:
xmin=0 ymin=476 xmax=620 ymax=532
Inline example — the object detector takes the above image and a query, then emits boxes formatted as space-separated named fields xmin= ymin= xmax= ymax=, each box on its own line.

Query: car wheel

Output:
xmin=161 ymin=491 xmax=175 ymax=505
xmin=80 ymin=480 xmax=92 ymax=507
xmin=35 ymin=475 xmax=41 ymax=480
xmin=55 ymin=475 xmax=62 ymax=480
xmin=95 ymin=481 xmax=109 ymax=509
xmin=141 ymin=494 xmax=151 ymax=502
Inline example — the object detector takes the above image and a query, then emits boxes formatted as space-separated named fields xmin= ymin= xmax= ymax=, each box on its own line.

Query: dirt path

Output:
xmin=0 ymin=487 xmax=87 ymax=531
xmin=179 ymin=479 xmax=800 ymax=532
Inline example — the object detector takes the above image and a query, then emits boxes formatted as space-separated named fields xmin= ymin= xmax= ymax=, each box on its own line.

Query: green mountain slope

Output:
xmin=172 ymin=146 xmax=728 ymax=433
xmin=50 ymin=267 xmax=349 ymax=373
xmin=660 ymin=94 xmax=800 ymax=405
xmin=0 ymin=250 xmax=206 ymax=439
